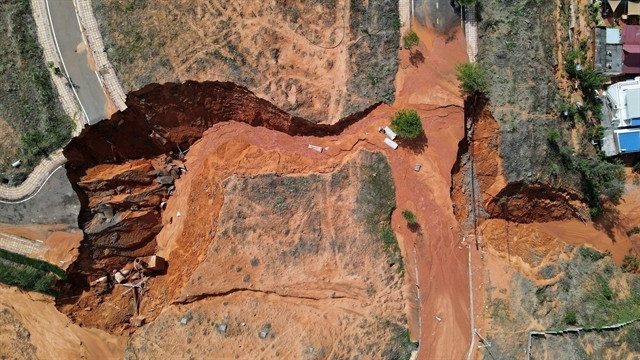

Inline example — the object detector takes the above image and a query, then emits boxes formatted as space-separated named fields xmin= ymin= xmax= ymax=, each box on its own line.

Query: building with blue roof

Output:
xmin=616 ymin=129 xmax=640 ymax=153
xmin=603 ymin=77 xmax=640 ymax=155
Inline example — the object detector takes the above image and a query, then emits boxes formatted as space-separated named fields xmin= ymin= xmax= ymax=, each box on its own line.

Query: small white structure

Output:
xmin=606 ymin=76 xmax=640 ymax=128
xmin=308 ymin=144 xmax=323 ymax=153
xmin=383 ymin=126 xmax=397 ymax=140
xmin=11 ymin=160 xmax=21 ymax=168
xmin=384 ymin=138 xmax=399 ymax=150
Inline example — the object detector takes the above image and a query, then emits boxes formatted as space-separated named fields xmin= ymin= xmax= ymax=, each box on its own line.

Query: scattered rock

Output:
xmin=156 ymin=176 xmax=174 ymax=185
xmin=133 ymin=316 xmax=145 ymax=327
xmin=180 ymin=316 xmax=191 ymax=326
xmin=258 ymin=323 xmax=272 ymax=339
xmin=114 ymin=271 xmax=125 ymax=284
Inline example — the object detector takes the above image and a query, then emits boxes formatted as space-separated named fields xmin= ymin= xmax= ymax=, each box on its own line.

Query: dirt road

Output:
xmin=151 ymin=24 xmax=470 ymax=359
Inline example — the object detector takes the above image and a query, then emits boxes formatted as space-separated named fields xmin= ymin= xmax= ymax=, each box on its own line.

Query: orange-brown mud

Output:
xmin=392 ymin=23 xmax=471 ymax=360
xmin=0 ymin=223 xmax=82 ymax=269
xmin=55 ymin=20 xmax=472 ymax=359
xmin=479 ymin=169 xmax=640 ymax=273
xmin=0 ymin=284 xmax=125 ymax=359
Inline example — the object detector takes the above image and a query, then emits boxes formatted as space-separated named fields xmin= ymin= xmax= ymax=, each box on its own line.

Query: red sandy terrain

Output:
xmin=0 ymin=223 xmax=82 ymax=269
xmin=51 ymin=20 xmax=473 ymax=359
xmin=0 ymin=284 xmax=125 ymax=360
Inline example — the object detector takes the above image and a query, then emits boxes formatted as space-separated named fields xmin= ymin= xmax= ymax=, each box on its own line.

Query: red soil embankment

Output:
xmin=59 ymin=21 xmax=472 ymax=359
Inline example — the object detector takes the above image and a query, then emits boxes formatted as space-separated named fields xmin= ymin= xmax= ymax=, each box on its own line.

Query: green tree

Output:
xmin=546 ymin=129 xmax=560 ymax=144
xmin=390 ymin=109 xmax=423 ymax=139
xmin=402 ymin=31 xmax=419 ymax=50
xmin=578 ymin=67 xmax=603 ymax=103
xmin=455 ymin=62 xmax=488 ymax=94
xmin=575 ymin=157 xmax=625 ymax=207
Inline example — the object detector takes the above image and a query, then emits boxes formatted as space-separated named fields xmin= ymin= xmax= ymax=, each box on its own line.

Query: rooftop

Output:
xmin=606 ymin=76 xmax=640 ymax=127
xmin=595 ymin=27 xmax=623 ymax=75
xmin=616 ymin=128 xmax=640 ymax=153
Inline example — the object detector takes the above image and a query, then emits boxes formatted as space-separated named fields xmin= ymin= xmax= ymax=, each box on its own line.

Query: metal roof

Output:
xmin=617 ymin=130 xmax=640 ymax=153
xmin=627 ymin=88 xmax=640 ymax=119
xmin=607 ymin=28 xmax=621 ymax=44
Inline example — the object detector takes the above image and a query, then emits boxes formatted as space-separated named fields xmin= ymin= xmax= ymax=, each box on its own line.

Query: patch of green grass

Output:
xmin=579 ymin=246 xmax=605 ymax=262
xmin=401 ymin=210 xmax=417 ymax=224
xmin=402 ymin=30 xmax=419 ymax=50
xmin=356 ymin=151 xmax=402 ymax=270
xmin=0 ymin=0 xmax=73 ymax=185
xmin=564 ymin=310 xmax=577 ymax=325
xmin=382 ymin=325 xmax=418 ymax=360
xmin=578 ymin=272 xmax=640 ymax=327
xmin=0 ymin=248 xmax=66 ymax=279
xmin=0 ymin=261 xmax=58 ymax=296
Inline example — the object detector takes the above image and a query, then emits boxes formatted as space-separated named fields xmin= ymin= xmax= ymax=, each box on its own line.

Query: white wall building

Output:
xmin=606 ymin=76 xmax=640 ymax=128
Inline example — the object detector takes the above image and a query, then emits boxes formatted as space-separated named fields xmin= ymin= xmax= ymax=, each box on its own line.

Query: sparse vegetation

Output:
xmin=0 ymin=0 xmax=73 ymax=185
xmin=357 ymin=152 xmax=402 ymax=270
xmin=390 ymin=109 xmax=423 ymax=139
xmin=94 ymin=0 xmax=399 ymax=122
xmin=579 ymin=246 xmax=605 ymax=262
xmin=627 ymin=227 xmax=640 ymax=237
xmin=401 ymin=209 xmax=417 ymax=224
xmin=564 ymin=310 xmax=577 ymax=325
xmin=455 ymin=62 xmax=488 ymax=94
xmin=402 ymin=30 xmax=419 ymax=50
xmin=250 ymin=257 xmax=259 ymax=267
xmin=0 ymin=248 xmax=66 ymax=279
xmin=382 ymin=325 xmax=418 ymax=360
xmin=623 ymin=254 xmax=640 ymax=273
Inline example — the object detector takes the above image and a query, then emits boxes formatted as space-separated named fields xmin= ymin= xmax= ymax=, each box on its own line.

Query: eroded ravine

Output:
xmin=56 ymin=22 xmax=475 ymax=358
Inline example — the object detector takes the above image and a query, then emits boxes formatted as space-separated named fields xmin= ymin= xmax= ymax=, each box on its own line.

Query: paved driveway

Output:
xmin=47 ymin=0 xmax=107 ymax=124
xmin=414 ymin=0 xmax=461 ymax=34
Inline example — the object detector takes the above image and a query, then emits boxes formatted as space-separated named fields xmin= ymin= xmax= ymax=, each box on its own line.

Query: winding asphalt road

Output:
xmin=47 ymin=0 xmax=107 ymax=124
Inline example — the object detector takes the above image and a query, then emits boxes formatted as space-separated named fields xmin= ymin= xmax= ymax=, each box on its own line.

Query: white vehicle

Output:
xmin=383 ymin=126 xmax=397 ymax=140
xmin=384 ymin=138 xmax=399 ymax=150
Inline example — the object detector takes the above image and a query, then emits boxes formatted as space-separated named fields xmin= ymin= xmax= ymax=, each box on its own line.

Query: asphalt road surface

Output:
xmin=47 ymin=0 xmax=107 ymax=124
xmin=0 ymin=166 xmax=80 ymax=226
xmin=414 ymin=0 xmax=461 ymax=34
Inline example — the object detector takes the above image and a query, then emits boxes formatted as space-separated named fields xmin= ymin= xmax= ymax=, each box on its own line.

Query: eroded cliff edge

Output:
xmin=63 ymin=81 xmax=377 ymax=275
xmin=58 ymin=81 xmax=390 ymax=331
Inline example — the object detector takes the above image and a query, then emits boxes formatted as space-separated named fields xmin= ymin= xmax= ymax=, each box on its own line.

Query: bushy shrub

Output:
xmin=564 ymin=310 xmax=577 ymax=325
xmin=455 ymin=62 xmax=488 ymax=94
xmin=402 ymin=31 xmax=419 ymax=50
xmin=546 ymin=129 xmax=560 ymax=144
xmin=575 ymin=157 xmax=625 ymax=208
xmin=390 ymin=109 xmax=423 ymax=139
xmin=579 ymin=246 xmax=605 ymax=261
xmin=623 ymin=255 xmax=640 ymax=272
